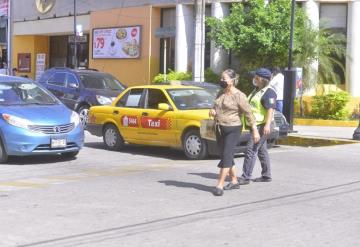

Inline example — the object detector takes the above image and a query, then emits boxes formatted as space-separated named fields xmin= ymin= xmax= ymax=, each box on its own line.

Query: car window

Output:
xmin=146 ymin=89 xmax=170 ymax=109
xmin=66 ymin=73 xmax=78 ymax=86
xmin=166 ymin=88 xmax=214 ymax=110
xmin=48 ymin=72 xmax=66 ymax=87
xmin=0 ymin=81 xmax=58 ymax=105
xmin=38 ymin=71 xmax=52 ymax=83
xmin=116 ymin=89 xmax=144 ymax=108
xmin=79 ymin=73 xmax=125 ymax=90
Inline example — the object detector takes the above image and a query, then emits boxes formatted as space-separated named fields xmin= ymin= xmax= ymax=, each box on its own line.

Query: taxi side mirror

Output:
xmin=158 ymin=103 xmax=172 ymax=111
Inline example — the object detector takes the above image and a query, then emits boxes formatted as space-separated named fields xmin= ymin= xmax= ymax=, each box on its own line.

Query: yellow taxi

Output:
xmin=87 ymin=85 xmax=216 ymax=159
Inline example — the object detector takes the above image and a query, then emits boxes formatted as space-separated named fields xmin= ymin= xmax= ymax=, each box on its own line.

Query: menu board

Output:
xmin=18 ymin=53 xmax=31 ymax=73
xmin=92 ymin=26 xmax=141 ymax=59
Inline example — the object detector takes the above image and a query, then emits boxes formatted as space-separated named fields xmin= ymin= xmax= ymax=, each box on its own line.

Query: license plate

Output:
xmin=51 ymin=138 xmax=67 ymax=148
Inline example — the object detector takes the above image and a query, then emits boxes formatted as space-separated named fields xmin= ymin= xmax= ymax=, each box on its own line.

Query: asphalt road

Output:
xmin=1 ymin=132 xmax=360 ymax=247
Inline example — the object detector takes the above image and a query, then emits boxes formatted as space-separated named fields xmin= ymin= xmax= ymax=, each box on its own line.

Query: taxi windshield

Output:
xmin=0 ymin=81 xmax=58 ymax=106
xmin=166 ymin=88 xmax=215 ymax=110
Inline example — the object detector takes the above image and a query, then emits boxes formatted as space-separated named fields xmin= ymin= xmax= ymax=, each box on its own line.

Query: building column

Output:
xmin=346 ymin=0 xmax=360 ymax=97
xmin=175 ymin=4 xmax=193 ymax=73
xmin=193 ymin=0 xmax=205 ymax=81
xmin=304 ymin=0 xmax=319 ymax=94
xmin=210 ymin=2 xmax=229 ymax=75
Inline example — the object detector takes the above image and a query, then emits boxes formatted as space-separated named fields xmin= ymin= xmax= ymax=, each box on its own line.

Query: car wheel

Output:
xmin=103 ymin=124 xmax=124 ymax=151
xmin=61 ymin=151 xmax=79 ymax=159
xmin=78 ymin=105 xmax=90 ymax=128
xmin=0 ymin=139 xmax=8 ymax=163
xmin=182 ymin=129 xmax=208 ymax=160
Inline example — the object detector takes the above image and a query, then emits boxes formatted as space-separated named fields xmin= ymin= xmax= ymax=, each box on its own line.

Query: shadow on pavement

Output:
xmin=188 ymin=172 xmax=219 ymax=180
xmin=2 ymin=154 xmax=76 ymax=165
xmin=158 ymin=180 xmax=214 ymax=193
xmin=85 ymin=142 xmax=217 ymax=161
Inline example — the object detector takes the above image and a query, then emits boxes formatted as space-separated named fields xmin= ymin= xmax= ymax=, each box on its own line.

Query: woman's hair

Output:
xmin=223 ymin=69 xmax=239 ymax=85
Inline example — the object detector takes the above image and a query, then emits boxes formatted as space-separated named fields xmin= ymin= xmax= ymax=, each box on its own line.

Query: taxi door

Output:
xmin=137 ymin=88 xmax=177 ymax=145
xmin=112 ymin=88 xmax=145 ymax=142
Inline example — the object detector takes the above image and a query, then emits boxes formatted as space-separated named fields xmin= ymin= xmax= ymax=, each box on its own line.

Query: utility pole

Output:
xmin=283 ymin=0 xmax=297 ymax=131
xmin=193 ymin=0 xmax=205 ymax=82
xmin=73 ymin=0 xmax=77 ymax=69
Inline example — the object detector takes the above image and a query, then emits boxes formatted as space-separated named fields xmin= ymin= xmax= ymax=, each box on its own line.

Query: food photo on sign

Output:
xmin=93 ymin=26 xmax=141 ymax=59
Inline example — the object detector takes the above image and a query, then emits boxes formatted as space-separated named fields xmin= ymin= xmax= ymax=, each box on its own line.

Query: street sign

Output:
xmin=155 ymin=27 xmax=176 ymax=39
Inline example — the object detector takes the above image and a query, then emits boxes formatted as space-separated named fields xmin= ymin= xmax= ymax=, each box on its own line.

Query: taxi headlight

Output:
xmin=96 ymin=95 xmax=113 ymax=105
xmin=2 ymin=113 xmax=33 ymax=130
xmin=71 ymin=111 xmax=80 ymax=126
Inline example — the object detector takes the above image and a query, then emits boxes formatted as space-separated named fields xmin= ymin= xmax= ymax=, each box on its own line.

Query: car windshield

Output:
xmin=166 ymin=88 xmax=215 ymax=110
xmin=0 ymin=81 xmax=58 ymax=106
xmin=79 ymin=73 xmax=125 ymax=90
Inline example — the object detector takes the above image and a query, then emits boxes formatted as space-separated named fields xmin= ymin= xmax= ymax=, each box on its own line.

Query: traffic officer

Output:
xmin=239 ymin=68 xmax=277 ymax=184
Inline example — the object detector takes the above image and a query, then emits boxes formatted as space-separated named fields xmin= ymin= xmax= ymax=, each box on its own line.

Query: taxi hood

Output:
xmin=176 ymin=109 xmax=211 ymax=121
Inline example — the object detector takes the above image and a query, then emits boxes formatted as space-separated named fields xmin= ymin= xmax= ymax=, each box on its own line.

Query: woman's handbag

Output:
xmin=200 ymin=119 xmax=217 ymax=141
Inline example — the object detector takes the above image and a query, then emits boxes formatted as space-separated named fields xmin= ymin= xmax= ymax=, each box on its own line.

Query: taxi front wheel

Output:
xmin=103 ymin=124 xmax=124 ymax=151
xmin=183 ymin=129 xmax=208 ymax=160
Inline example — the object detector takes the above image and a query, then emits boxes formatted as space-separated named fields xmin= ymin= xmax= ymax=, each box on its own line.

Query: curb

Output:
xmin=294 ymin=118 xmax=359 ymax=127
xmin=276 ymin=135 xmax=359 ymax=147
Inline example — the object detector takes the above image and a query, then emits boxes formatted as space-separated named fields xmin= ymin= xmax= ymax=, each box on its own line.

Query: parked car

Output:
xmin=0 ymin=75 xmax=84 ymax=163
xmin=87 ymin=85 xmax=288 ymax=160
xmin=38 ymin=67 xmax=126 ymax=127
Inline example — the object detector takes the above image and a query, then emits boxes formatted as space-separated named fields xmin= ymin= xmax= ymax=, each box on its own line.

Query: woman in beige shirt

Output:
xmin=209 ymin=69 xmax=260 ymax=196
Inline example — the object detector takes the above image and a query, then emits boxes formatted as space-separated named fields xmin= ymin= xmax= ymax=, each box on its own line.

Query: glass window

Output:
xmin=146 ymin=89 xmax=170 ymax=109
xmin=48 ymin=72 xmax=66 ymax=87
xmin=0 ymin=81 xmax=58 ymax=105
xmin=166 ymin=88 xmax=214 ymax=110
xmin=66 ymin=73 xmax=78 ymax=85
xmin=79 ymin=73 xmax=125 ymax=90
xmin=116 ymin=89 xmax=143 ymax=108
xmin=116 ymin=91 xmax=130 ymax=107
xmin=320 ymin=4 xmax=347 ymax=33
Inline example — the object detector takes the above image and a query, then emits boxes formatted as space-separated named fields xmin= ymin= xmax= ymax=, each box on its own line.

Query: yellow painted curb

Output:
xmin=276 ymin=136 xmax=359 ymax=147
xmin=294 ymin=118 xmax=359 ymax=127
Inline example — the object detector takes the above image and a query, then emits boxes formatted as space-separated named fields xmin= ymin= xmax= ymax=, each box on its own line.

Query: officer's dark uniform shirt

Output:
xmin=260 ymin=87 xmax=277 ymax=110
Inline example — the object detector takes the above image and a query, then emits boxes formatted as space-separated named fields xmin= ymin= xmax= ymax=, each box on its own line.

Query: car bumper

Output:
xmin=86 ymin=123 xmax=103 ymax=137
xmin=1 ymin=125 xmax=84 ymax=156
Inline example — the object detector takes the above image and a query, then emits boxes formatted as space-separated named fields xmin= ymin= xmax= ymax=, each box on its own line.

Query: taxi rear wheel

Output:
xmin=103 ymin=124 xmax=124 ymax=151
xmin=182 ymin=129 xmax=208 ymax=160
xmin=0 ymin=138 xmax=8 ymax=164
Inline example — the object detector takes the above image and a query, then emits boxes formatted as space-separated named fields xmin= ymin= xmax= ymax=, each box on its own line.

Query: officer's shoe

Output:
xmin=238 ymin=177 xmax=250 ymax=185
xmin=253 ymin=176 xmax=272 ymax=182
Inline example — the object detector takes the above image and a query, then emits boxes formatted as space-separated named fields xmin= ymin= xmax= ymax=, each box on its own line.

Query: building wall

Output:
xmin=89 ymin=5 xmax=161 ymax=86
xmin=13 ymin=0 xmax=193 ymax=22
xmin=12 ymin=35 xmax=49 ymax=79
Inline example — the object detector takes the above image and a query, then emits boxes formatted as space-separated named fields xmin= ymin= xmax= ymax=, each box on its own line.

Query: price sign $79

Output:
xmin=94 ymin=37 xmax=105 ymax=49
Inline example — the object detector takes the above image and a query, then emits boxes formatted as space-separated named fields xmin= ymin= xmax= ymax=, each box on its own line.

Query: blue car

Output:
xmin=38 ymin=68 xmax=126 ymax=127
xmin=0 ymin=75 xmax=84 ymax=163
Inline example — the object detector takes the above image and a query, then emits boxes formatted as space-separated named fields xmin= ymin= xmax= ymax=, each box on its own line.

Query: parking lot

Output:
xmin=1 ymin=132 xmax=360 ymax=247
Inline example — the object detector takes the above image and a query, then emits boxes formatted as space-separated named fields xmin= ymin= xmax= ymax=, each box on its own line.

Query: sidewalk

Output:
xmin=292 ymin=125 xmax=358 ymax=141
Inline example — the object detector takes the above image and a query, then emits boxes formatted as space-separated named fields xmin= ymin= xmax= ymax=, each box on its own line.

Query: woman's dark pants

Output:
xmin=216 ymin=125 xmax=242 ymax=168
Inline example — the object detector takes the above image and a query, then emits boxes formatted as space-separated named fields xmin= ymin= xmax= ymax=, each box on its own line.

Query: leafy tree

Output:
xmin=206 ymin=0 xmax=308 ymax=71
xmin=206 ymin=0 xmax=347 ymax=97
xmin=294 ymin=22 xmax=347 ymax=91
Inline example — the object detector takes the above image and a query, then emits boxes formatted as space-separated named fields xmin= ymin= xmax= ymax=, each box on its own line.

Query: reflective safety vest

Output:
xmin=245 ymin=85 xmax=271 ymax=127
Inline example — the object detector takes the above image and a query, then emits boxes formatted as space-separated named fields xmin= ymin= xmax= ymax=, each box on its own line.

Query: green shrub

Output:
xmin=152 ymin=70 xmax=192 ymax=83
xmin=204 ymin=68 xmax=220 ymax=83
xmin=310 ymin=91 xmax=350 ymax=120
